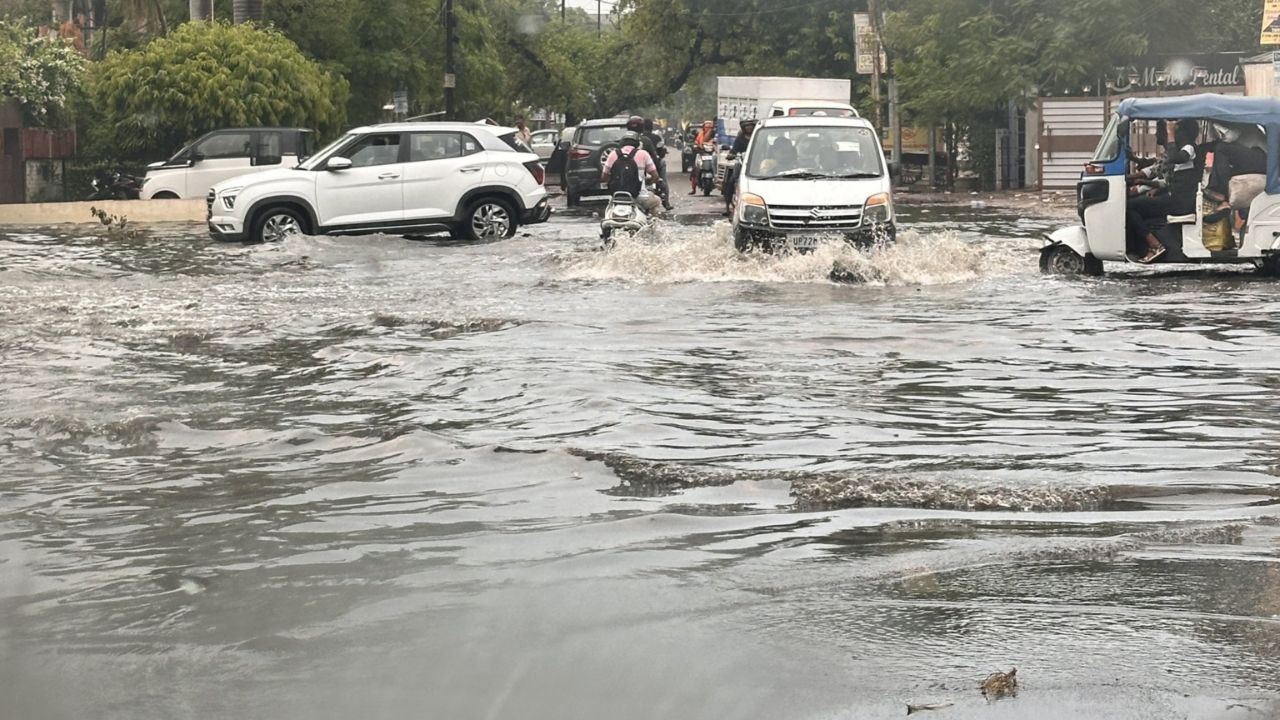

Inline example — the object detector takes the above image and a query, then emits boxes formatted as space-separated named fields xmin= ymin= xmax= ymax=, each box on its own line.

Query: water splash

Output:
xmin=560 ymin=222 xmax=1023 ymax=286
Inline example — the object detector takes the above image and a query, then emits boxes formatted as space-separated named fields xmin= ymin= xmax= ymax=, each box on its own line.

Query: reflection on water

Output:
xmin=2 ymin=206 xmax=1280 ymax=719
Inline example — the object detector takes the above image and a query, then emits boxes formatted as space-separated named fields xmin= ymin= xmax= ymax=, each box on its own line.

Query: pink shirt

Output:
xmin=603 ymin=146 xmax=656 ymax=190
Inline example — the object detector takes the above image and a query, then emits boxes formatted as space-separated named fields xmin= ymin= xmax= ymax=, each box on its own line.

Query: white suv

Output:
xmin=206 ymin=122 xmax=550 ymax=243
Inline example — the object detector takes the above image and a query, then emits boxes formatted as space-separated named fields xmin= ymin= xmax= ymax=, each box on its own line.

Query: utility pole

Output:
xmin=868 ymin=0 xmax=882 ymax=133
xmin=561 ymin=0 xmax=565 ymax=21
xmin=597 ymin=0 xmax=601 ymax=36
xmin=444 ymin=0 xmax=456 ymax=120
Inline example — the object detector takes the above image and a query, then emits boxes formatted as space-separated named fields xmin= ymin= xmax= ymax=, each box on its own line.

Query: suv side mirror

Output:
xmin=326 ymin=156 xmax=353 ymax=171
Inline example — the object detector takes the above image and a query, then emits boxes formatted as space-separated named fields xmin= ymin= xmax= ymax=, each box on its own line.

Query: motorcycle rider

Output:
xmin=627 ymin=115 xmax=672 ymax=211
xmin=723 ymin=118 xmax=758 ymax=215
xmin=601 ymin=132 xmax=663 ymax=216
xmin=690 ymin=119 xmax=716 ymax=194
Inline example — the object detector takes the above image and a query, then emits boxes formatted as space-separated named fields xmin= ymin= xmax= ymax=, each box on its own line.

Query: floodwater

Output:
xmin=2 ymin=203 xmax=1279 ymax=720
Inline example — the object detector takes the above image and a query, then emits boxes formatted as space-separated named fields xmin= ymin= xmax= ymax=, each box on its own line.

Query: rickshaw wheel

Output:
xmin=1040 ymin=245 xmax=1102 ymax=276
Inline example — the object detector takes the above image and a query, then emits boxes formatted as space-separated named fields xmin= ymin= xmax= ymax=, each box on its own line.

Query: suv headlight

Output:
xmin=862 ymin=192 xmax=892 ymax=224
xmin=740 ymin=193 xmax=769 ymax=225
xmin=219 ymin=187 xmax=243 ymax=210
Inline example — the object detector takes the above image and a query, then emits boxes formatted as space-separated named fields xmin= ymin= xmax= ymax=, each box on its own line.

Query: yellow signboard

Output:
xmin=1263 ymin=0 xmax=1280 ymax=45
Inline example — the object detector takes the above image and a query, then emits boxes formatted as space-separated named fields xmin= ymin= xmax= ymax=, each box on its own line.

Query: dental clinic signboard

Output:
xmin=1105 ymin=53 xmax=1244 ymax=93
xmin=1263 ymin=0 xmax=1280 ymax=45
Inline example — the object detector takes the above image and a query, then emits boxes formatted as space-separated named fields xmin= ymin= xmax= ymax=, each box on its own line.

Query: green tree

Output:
xmin=84 ymin=21 xmax=347 ymax=159
xmin=0 ymin=18 xmax=85 ymax=125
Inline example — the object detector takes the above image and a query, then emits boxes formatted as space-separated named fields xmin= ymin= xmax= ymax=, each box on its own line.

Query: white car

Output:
xmin=731 ymin=116 xmax=894 ymax=252
xmin=143 ymin=127 xmax=316 ymax=199
xmin=529 ymin=129 xmax=560 ymax=162
xmin=206 ymin=122 xmax=550 ymax=243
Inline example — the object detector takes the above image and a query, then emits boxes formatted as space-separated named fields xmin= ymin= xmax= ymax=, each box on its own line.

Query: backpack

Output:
xmin=608 ymin=146 xmax=643 ymax=197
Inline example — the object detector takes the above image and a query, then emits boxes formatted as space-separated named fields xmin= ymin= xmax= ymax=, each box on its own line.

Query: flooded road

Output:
xmin=2 ymin=203 xmax=1280 ymax=719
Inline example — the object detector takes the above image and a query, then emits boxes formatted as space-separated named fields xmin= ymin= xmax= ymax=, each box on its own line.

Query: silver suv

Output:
xmin=207 ymin=122 xmax=550 ymax=243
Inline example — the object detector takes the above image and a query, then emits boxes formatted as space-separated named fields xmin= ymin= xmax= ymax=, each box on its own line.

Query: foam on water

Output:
xmin=560 ymin=221 xmax=1026 ymax=286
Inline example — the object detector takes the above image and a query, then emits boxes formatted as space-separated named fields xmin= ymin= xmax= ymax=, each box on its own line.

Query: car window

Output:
xmin=408 ymin=132 xmax=481 ymax=162
xmin=746 ymin=126 xmax=882 ymax=178
xmin=578 ymin=125 xmax=627 ymax=146
xmin=255 ymin=132 xmax=283 ymax=163
xmin=498 ymin=132 xmax=531 ymax=153
xmin=195 ymin=132 xmax=253 ymax=159
xmin=532 ymin=131 xmax=557 ymax=144
xmin=299 ymin=133 xmax=316 ymax=158
xmin=339 ymin=133 xmax=403 ymax=167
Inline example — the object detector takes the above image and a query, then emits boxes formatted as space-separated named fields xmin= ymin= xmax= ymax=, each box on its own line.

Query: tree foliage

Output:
xmin=84 ymin=21 xmax=347 ymax=159
xmin=0 ymin=18 xmax=85 ymax=125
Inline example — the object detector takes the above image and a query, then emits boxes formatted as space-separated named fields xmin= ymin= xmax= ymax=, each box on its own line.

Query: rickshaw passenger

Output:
xmin=1203 ymin=123 xmax=1267 ymax=210
xmin=1128 ymin=118 xmax=1199 ymax=263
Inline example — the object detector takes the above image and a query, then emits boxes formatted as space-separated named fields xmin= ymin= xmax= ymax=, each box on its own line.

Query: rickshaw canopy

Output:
xmin=1116 ymin=93 xmax=1280 ymax=194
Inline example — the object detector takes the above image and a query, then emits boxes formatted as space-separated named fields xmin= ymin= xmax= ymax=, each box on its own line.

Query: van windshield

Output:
xmin=1092 ymin=115 xmax=1122 ymax=163
xmin=746 ymin=125 xmax=883 ymax=179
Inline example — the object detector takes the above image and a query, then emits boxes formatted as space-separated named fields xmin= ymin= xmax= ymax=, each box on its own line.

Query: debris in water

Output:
xmin=906 ymin=701 xmax=954 ymax=714
xmin=89 ymin=207 xmax=140 ymax=239
xmin=980 ymin=667 xmax=1018 ymax=697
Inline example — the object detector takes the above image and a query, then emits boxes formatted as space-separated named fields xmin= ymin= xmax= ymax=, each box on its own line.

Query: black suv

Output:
xmin=563 ymin=117 xmax=629 ymax=207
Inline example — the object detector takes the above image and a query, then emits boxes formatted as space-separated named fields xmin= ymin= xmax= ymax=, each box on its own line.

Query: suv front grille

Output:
xmin=767 ymin=204 xmax=863 ymax=230
xmin=206 ymin=190 xmax=215 ymax=220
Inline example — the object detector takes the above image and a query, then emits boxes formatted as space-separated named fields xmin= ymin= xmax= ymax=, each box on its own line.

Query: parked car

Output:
xmin=563 ymin=117 xmax=630 ymax=207
xmin=142 ymin=127 xmax=315 ymax=199
xmin=206 ymin=122 xmax=550 ymax=243
xmin=529 ymin=129 xmax=559 ymax=162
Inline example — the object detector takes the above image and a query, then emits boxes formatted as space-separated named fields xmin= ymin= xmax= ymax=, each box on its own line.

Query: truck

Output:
xmin=715 ymin=76 xmax=855 ymax=145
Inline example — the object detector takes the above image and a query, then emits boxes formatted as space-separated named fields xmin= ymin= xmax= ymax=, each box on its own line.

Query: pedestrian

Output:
xmin=514 ymin=115 xmax=532 ymax=147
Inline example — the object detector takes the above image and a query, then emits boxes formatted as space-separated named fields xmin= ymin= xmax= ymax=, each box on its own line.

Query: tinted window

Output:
xmin=339 ymin=133 xmax=403 ymax=167
xmin=409 ymin=132 xmax=480 ymax=162
xmin=195 ymin=131 xmax=253 ymax=159
xmin=255 ymin=132 xmax=283 ymax=164
xmin=300 ymin=133 xmax=316 ymax=158
xmin=787 ymin=108 xmax=855 ymax=117
xmin=578 ymin=125 xmax=627 ymax=146
xmin=499 ymin=132 xmax=530 ymax=153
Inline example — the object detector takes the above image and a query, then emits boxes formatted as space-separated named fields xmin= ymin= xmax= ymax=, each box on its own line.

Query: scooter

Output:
xmin=88 ymin=170 xmax=143 ymax=201
xmin=695 ymin=142 xmax=717 ymax=196
xmin=600 ymin=191 xmax=649 ymax=247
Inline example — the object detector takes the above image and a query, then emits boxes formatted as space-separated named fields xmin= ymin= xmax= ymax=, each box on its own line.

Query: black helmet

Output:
xmin=742 ymin=118 xmax=758 ymax=128
xmin=626 ymin=115 xmax=644 ymax=131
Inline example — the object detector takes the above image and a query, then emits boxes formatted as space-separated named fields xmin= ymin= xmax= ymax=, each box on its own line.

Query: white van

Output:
xmin=731 ymin=116 xmax=894 ymax=252
xmin=769 ymin=100 xmax=859 ymax=118
xmin=142 ymin=127 xmax=316 ymax=199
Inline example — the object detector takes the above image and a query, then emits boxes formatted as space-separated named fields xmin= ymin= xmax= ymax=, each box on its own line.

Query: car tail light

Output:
xmin=570 ymin=146 xmax=591 ymax=160
xmin=523 ymin=160 xmax=545 ymax=185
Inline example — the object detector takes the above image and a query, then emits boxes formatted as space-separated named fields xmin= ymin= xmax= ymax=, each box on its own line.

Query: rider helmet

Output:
xmin=626 ymin=115 xmax=645 ymax=132
xmin=619 ymin=132 xmax=641 ymax=147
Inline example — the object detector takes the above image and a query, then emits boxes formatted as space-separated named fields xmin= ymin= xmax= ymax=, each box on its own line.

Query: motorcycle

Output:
xmin=600 ymin=191 xmax=650 ymax=247
xmin=695 ymin=142 xmax=717 ymax=196
xmin=89 ymin=170 xmax=143 ymax=201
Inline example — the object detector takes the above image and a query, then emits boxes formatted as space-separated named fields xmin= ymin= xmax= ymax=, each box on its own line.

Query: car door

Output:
xmin=531 ymin=130 xmax=557 ymax=161
xmin=314 ymin=132 xmax=405 ymax=229
xmin=185 ymin=130 xmax=255 ymax=198
xmin=401 ymin=131 xmax=486 ymax=222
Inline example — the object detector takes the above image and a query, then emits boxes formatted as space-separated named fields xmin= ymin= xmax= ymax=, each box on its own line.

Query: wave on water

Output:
xmin=559 ymin=222 xmax=1019 ymax=286
xmin=570 ymin=450 xmax=1106 ymax=512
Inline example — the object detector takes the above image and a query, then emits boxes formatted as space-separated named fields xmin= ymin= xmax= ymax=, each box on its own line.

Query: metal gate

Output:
xmin=1038 ymin=98 xmax=1107 ymax=190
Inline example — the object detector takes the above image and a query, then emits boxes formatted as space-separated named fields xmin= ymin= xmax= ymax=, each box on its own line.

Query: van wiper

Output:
xmin=761 ymin=169 xmax=826 ymax=180
xmin=829 ymin=172 xmax=881 ymax=179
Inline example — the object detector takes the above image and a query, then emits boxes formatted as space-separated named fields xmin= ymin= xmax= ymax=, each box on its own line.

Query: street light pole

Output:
xmin=444 ymin=0 xmax=456 ymax=120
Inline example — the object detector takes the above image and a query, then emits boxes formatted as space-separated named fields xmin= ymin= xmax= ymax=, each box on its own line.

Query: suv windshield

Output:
xmin=578 ymin=125 xmax=628 ymax=146
xmin=746 ymin=125 xmax=883 ymax=179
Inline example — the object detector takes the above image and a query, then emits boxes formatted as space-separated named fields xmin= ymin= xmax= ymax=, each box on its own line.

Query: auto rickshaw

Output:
xmin=1041 ymin=94 xmax=1280 ymax=276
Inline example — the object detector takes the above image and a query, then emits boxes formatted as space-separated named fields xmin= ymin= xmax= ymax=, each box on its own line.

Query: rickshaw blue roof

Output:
xmin=1116 ymin=94 xmax=1280 ymax=124
xmin=1117 ymin=93 xmax=1280 ymax=194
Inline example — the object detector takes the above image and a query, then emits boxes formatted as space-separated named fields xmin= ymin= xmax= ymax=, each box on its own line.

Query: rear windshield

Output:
xmin=786 ymin=107 xmax=856 ymax=117
xmin=497 ymin=132 xmax=528 ymax=153
xmin=578 ymin=125 xmax=628 ymax=146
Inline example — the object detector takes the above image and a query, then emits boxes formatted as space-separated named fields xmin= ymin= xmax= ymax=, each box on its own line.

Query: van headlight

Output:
xmin=862 ymin=193 xmax=892 ymax=224
xmin=740 ymin=193 xmax=769 ymax=225
xmin=220 ymin=187 xmax=243 ymax=210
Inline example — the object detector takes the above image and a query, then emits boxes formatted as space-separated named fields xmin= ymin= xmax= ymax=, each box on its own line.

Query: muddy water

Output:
xmin=2 ymin=206 xmax=1279 ymax=719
